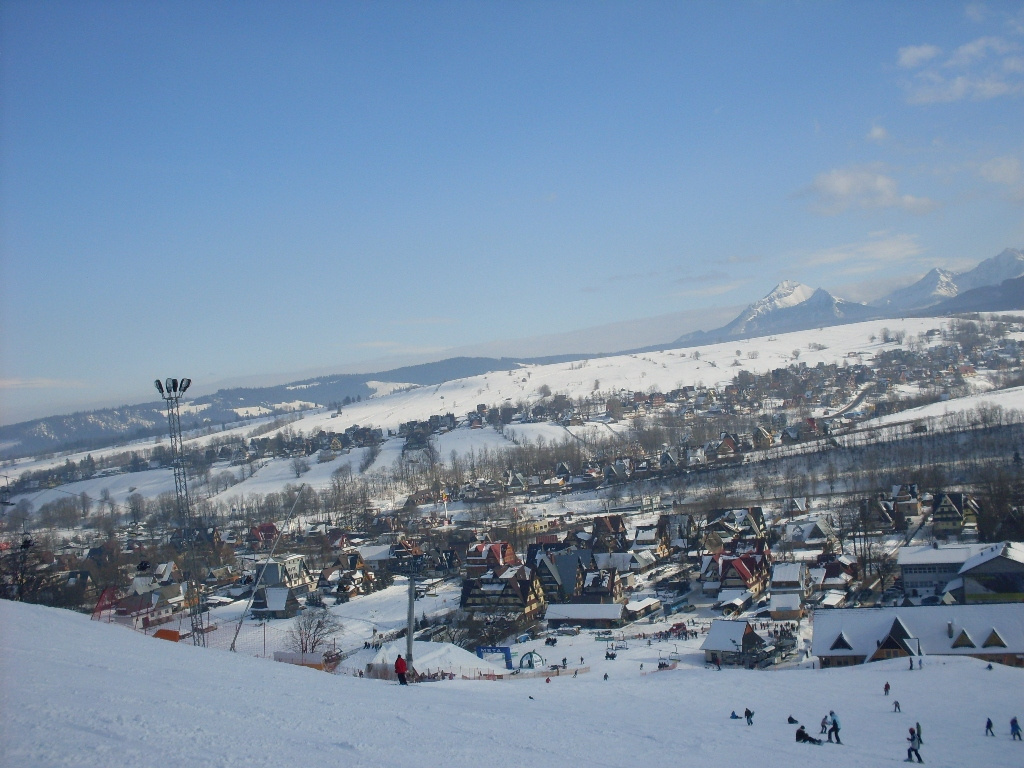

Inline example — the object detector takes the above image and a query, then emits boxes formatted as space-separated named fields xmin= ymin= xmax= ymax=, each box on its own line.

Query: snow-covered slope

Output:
xmin=2 ymin=600 xmax=1023 ymax=768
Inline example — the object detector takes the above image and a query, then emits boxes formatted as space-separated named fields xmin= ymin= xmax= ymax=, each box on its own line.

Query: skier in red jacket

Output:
xmin=395 ymin=654 xmax=408 ymax=685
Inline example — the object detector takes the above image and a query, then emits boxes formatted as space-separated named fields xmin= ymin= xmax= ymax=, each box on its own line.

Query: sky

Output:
xmin=2 ymin=1 xmax=1023 ymax=424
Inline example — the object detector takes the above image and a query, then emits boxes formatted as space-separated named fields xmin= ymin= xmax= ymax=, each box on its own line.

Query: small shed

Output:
xmin=769 ymin=592 xmax=804 ymax=621
xmin=700 ymin=619 xmax=766 ymax=666
xmin=251 ymin=587 xmax=302 ymax=619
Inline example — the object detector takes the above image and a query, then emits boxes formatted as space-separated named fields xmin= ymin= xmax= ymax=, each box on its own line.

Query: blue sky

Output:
xmin=2 ymin=1 xmax=1023 ymax=424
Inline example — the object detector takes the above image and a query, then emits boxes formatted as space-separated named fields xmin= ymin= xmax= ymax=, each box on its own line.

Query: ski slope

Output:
xmin=2 ymin=599 xmax=1022 ymax=768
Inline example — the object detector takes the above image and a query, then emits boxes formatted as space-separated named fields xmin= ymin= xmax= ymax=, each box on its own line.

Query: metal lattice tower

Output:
xmin=155 ymin=377 xmax=206 ymax=647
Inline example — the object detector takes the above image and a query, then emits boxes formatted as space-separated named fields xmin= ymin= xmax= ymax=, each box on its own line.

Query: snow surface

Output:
xmin=3 ymin=600 xmax=1023 ymax=768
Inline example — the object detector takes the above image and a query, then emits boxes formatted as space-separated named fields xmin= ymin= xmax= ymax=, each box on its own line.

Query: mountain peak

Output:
xmin=753 ymin=281 xmax=817 ymax=313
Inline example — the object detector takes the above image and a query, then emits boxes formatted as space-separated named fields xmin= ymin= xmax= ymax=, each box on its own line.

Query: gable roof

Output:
xmin=700 ymin=619 xmax=758 ymax=652
xmin=811 ymin=604 xmax=1024 ymax=659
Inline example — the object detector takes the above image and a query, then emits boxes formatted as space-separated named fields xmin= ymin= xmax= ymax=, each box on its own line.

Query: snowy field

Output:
xmin=2 ymin=599 xmax=1023 ymax=768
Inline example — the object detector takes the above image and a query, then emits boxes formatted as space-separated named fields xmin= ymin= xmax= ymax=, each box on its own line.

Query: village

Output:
xmin=4 ymin=315 xmax=1024 ymax=681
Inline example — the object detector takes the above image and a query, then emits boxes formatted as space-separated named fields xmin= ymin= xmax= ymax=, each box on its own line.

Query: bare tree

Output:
xmin=287 ymin=607 xmax=343 ymax=654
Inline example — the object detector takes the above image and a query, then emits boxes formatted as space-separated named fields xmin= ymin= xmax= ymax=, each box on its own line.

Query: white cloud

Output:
xmin=801 ymin=233 xmax=924 ymax=269
xmin=979 ymin=156 xmax=1019 ymax=184
xmin=900 ymin=34 xmax=1024 ymax=103
xmin=965 ymin=3 xmax=988 ymax=23
xmin=947 ymin=36 xmax=1013 ymax=67
xmin=806 ymin=165 xmax=938 ymax=215
xmin=897 ymin=44 xmax=942 ymax=68
xmin=867 ymin=123 xmax=888 ymax=142
xmin=0 ymin=378 xmax=85 ymax=390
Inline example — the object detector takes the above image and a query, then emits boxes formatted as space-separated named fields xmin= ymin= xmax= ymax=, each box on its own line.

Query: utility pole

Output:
xmin=406 ymin=563 xmax=415 ymax=669
xmin=155 ymin=377 xmax=206 ymax=647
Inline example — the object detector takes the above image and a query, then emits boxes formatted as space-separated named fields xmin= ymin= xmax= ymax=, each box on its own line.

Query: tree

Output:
xmin=291 ymin=457 xmax=310 ymax=478
xmin=287 ymin=607 xmax=343 ymax=654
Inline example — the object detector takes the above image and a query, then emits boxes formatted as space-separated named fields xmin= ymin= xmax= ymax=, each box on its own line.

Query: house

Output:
xmin=577 ymin=568 xmax=626 ymax=604
xmin=770 ymin=562 xmax=812 ymax=601
xmin=251 ymin=586 xmax=303 ymax=619
xmin=590 ymin=515 xmax=630 ymax=553
xmin=252 ymin=554 xmax=315 ymax=596
xmin=769 ymin=592 xmax=804 ymax=621
xmin=700 ymin=619 xmax=768 ymax=666
xmin=460 ymin=565 xmax=546 ymax=620
xmin=930 ymin=492 xmax=980 ymax=538
xmin=897 ymin=542 xmax=991 ymax=598
xmin=465 ymin=541 xmax=521 ymax=578
xmin=950 ymin=541 xmax=1024 ymax=604
xmin=811 ymin=604 xmax=1024 ymax=668
xmin=535 ymin=550 xmax=587 ymax=604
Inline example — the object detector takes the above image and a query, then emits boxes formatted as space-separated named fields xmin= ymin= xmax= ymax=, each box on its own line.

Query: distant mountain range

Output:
xmin=673 ymin=247 xmax=1024 ymax=346
xmin=3 ymin=248 xmax=1022 ymax=459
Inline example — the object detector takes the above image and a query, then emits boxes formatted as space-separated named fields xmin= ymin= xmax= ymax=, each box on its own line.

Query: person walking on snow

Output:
xmin=827 ymin=711 xmax=841 ymax=744
xmin=1011 ymin=716 xmax=1022 ymax=740
xmin=884 ymin=681 xmax=891 ymax=696
xmin=985 ymin=718 xmax=995 ymax=736
xmin=909 ymin=657 xmax=914 ymax=671
xmin=391 ymin=655 xmax=407 ymax=684
xmin=744 ymin=708 xmax=754 ymax=725
xmin=906 ymin=727 xmax=923 ymax=763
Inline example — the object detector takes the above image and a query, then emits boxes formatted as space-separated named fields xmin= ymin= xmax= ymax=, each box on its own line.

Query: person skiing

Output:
xmin=906 ymin=727 xmax=923 ymax=763
xmin=744 ymin=707 xmax=754 ymax=726
xmin=985 ymin=718 xmax=995 ymax=736
xmin=603 ymin=673 xmax=608 ymax=681
xmin=820 ymin=715 xmax=829 ymax=734
xmin=894 ymin=700 xmax=901 ymax=713
xmin=884 ymin=681 xmax=891 ymax=696
xmin=394 ymin=654 xmax=408 ymax=685
xmin=796 ymin=725 xmax=822 ymax=745
xmin=1011 ymin=717 xmax=1022 ymax=740
xmin=827 ymin=710 xmax=841 ymax=743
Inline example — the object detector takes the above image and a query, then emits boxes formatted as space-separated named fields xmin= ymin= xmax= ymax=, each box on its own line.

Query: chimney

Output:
xmin=947 ymin=621 xmax=954 ymax=639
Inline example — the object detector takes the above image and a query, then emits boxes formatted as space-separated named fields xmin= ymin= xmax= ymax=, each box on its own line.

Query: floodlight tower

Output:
xmin=155 ymin=377 xmax=206 ymax=646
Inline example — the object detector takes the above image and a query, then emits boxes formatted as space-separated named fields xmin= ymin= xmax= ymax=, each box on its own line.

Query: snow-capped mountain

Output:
xmin=877 ymin=248 xmax=1024 ymax=310
xmin=874 ymin=267 xmax=959 ymax=311
xmin=674 ymin=281 xmax=877 ymax=345
xmin=957 ymin=247 xmax=1024 ymax=292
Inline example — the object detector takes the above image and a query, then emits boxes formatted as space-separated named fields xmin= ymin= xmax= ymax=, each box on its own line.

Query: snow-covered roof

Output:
xmin=625 ymin=597 xmax=661 ymax=612
xmin=264 ymin=587 xmax=291 ymax=611
xmin=959 ymin=541 xmax=1024 ymax=574
xmin=811 ymin=604 xmax=1024 ymax=658
xmin=897 ymin=543 xmax=989 ymax=567
xmin=819 ymin=590 xmax=847 ymax=608
xmin=771 ymin=562 xmax=805 ymax=584
xmin=770 ymin=593 xmax=802 ymax=611
xmin=545 ymin=603 xmax=625 ymax=621
xmin=700 ymin=619 xmax=753 ymax=652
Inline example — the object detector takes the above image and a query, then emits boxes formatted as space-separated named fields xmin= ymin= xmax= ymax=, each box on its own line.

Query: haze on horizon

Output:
xmin=2 ymin=2 xmax=1023 ymax=424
